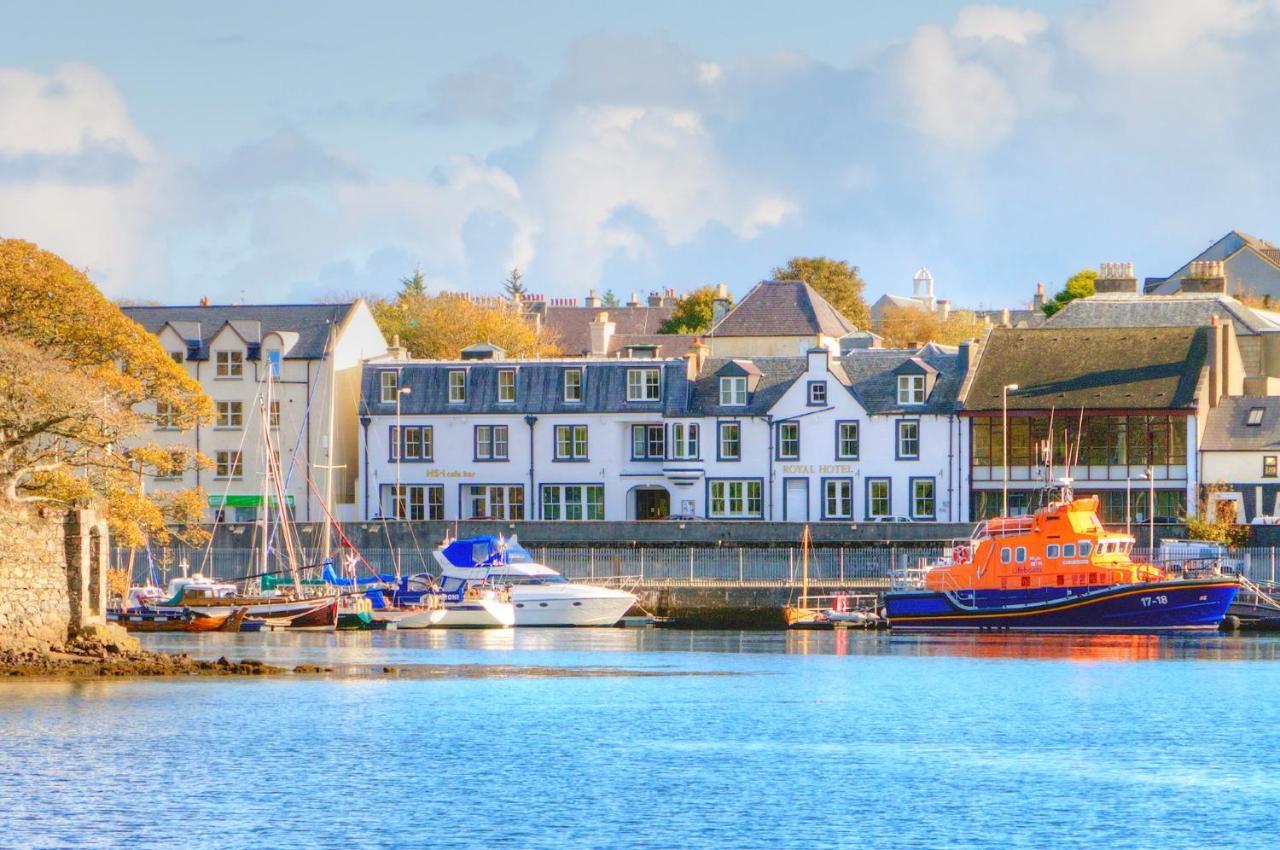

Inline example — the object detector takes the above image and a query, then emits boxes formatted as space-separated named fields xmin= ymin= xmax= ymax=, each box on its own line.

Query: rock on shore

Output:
xmin=0 ymin=631 xmax=284 ymax=678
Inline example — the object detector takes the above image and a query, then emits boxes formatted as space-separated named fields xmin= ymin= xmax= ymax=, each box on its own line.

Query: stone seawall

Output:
xmin=0 ymin=504 xmax=109 ymax=652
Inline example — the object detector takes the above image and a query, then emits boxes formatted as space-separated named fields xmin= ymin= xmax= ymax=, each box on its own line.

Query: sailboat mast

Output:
xmin=801 ymin=525 xmax=810 ymax=601
xmin=258 ymin=369 xmax=271 ymax=583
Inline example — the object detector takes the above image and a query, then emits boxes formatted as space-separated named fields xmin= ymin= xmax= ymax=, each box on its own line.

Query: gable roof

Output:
xmin=1041 ymin=292 xmax=1280 ymax=335
xmin=540 ymin=305 xmax=676 ymax=355
xmin=689 ymin=356 xmax=809 ymax=415
xmin=123 ymin=303 xmax=353 ymax=360
xmin=708 ymin=280 xmax=859 ymax=338
xmin=1201 ymin=396 xmax=1280 ymax=451
xmin=1145 ymin=230 xmax=1280 ymax=294
xmin=963 ymin=327 xmax=1208 ymax=412
xmin=839 ymin=346 xmax=964 ymax=415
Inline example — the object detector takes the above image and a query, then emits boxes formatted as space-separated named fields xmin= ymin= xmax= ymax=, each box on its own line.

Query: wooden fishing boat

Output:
xmin=109 ymin=606 xmax=248 ymax=633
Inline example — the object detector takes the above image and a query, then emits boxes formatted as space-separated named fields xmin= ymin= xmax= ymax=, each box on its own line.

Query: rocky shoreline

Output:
xmin=0 ymin=633 xmax=285 ymax=678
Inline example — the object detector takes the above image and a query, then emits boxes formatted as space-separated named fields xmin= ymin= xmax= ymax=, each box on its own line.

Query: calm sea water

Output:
xmin=3 ymin=629 xmax=1280 ymax=850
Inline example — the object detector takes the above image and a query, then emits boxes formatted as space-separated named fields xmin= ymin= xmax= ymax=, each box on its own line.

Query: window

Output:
xmin=474 ymin=425 xmax=509 ymax=460
xmin=1001 ymin=547 xmax=1012 ymax=564
xmin=672 ymin=423 xmax=699 ymax=459
xmin=718 ymin=422 xmax=741 ymax=460
xmin=169 ymin=350 xmax=185 ymax=364
xmin=867 ymin=479 xmax=891 ymax=518
xmin=631 ymin=424 xmax=666 ymax=460
xmin=911 ymin=478 xmax=935 ymax=520
xmin=392 ymin=426 xmax=433 ymax=461
xmin=1046 ymin=544 xmax=1060 ymax=559
xmin=215 ymin=401 xmax=243 ymax=429
xmin=380 ymin=370 xmax=398 ymax=403
xmin=155 ymin=402 xmax=179 ymax=430
xmin=778 ymin=422 xmax=800 ymax=460
xmin=215 ymin=450 xmax=242 ymax=479
xmin=1266 ymin=456 xmax=1278 ymax=478
xmin=708 ymin=479 xmax=763 ymax=518
xmin=464 ymin=485 xmax=524 ymax=520
xmin=1063 ymin=543 xmax=1076 ymax=558
xmin=1015 ymin=546 xmax=1027 ymax=563
xmin=448 ymin=370 xmax=466 ymax=403
xmin=542 ymin=485 xmax=605 ymax=521
xmin=497 ymin=369 xmax=516 ymax=403
xmin=269 ymin=400 xmax=280 ymax=428
xmin=824 ymin=479 xmax=853 ymax=519
xmin=897 ymin=420 xmax=920 ymax=459
xmin=1079 ymin=541 xmax=1093 ymax=557
xmin=627 ymin=368 xmax=661 ymax=401
xmin=563 ymin=368 xmax=583 ymax=402
xmin=266 ymin=350 xmax=282 ymax=377
xmin=154 ymin=449 xmax=186 ymax=481
xmin=720 ymin=376 xmax=747 ymax=406
xmin=1248 ymin=407 xmax=1265 ymax=426
xmin=898 ymin=374 xmax=925 ymax=404
xmin=808 ymin=381 xmax=827 ymax=406
xmin=216 ymin=350 xmax=243 ymax=378
xmin=386 ymin=484 xmax=444 ymax=521
xmin=554 ymin=425 xmax=589 ymax=460
xmin=836 ymin=422 xmax=859 ymax=460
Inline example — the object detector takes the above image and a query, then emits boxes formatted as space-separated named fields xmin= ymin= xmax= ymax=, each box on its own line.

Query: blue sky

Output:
xmin=2 ymin=0 xmax=1278 ymax=311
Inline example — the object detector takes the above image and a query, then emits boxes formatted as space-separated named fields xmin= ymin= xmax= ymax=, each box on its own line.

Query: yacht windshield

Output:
xmin=492 ymin=573 xmax=570 ymax=585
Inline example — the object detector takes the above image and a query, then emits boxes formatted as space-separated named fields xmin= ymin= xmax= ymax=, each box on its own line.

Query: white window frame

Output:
xmin=837 ymin=422 xmax=859 ymax=460
xmin=497 ymin=369 xmax=516 ymax=403
xmin=898 ymin=374 xmax=925 ymax=405
xmin=563 ymin=368 xmax=583 ymax=403
xmin=778 ymin=422 xmax=800 ymax=460
xmin=448 ymin=370 xmax=466 ymax=404
xmin=554 ymin=425 xmax=589 ymax=460
xmin=380 ymin=370 xmax=398 ymax=403
xmin=911 ymin=478 xmax=935 ymax=519
xmin=718 ymin=421 xmax=741 ymax=460
xmin=216 ymin=350 xmax=244 ymax=378
xmin=464 ymin=484 xmax=524 ymax=520
xmin=824 ymin=479 xmax=852 ymax=519
xmin=475 ymin=425 xmax=509 ymax=461
xmin=155 ymin=402 xmax=179 ymax=430
xmin=720 ymin=376 xmax=747 ymax=406
xmin=672 ymin=423 xmax=699 ymax=460
xmin=708 ymin=479 xmax=763 ymax=519
xmin=387 ymin=484 xmax=443 ymax=521
xmin=897 ymin=420 xmax=920 ymax=460
xmin=627 ymin=368 xmax=661 ymax=402
xmin=541 ymin=484 xmax=605 ymax=521
xmin=868 ymin=478 xmax=890 ymax=518
xmin=808 ymin=382 xmax=827 ymax=405
xmin=214 ymin=450 xmax=242 ymax=480
xmin=215 ymin=401 xmax=243 ymax=429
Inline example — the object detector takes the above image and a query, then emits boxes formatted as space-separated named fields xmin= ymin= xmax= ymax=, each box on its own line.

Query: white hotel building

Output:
xmin=356 ymin=340 xmax=971 ymax=524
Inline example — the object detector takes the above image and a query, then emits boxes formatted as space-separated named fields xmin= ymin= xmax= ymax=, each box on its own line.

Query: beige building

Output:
xmin=123 ymin=301 xmax=387 ymax=523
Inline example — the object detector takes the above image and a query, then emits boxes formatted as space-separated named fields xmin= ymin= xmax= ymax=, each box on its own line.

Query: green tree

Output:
xmin=1042 ymin=268 xmax=1098 ymax=317
xmin=659 ymin=285 xmax=731 ymax=334
xmin=399 ymin=267 xmax=428 ymax=298
xmin=601 ymin=289 xmax=621 ymax=308
xmin=0 ymin=239 xmax=213 ymax=546
xmin=503 ymin=267 xmax=527 ymax=299
xmin=771 ymin=257 xmax=870 ymax=328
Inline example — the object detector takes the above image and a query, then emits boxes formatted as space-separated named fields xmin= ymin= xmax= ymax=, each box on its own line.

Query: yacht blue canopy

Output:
xmin=322 ymin=561 xmax=396 ymax=587
xmin=439 ymin=536 xmax=534 ymax=568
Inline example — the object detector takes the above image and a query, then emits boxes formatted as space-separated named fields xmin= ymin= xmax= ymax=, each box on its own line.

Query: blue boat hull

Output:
xmin=885 ymin=578 xmax=1239 ymax=632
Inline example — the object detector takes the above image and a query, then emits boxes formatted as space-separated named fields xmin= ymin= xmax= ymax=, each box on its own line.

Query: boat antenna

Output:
xmin=1071 ymin=406 xmax=1085 ymax=470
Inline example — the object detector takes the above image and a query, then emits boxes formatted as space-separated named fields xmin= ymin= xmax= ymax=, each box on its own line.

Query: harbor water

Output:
xmin=4 ymin=630 xmax=1280 ymax=849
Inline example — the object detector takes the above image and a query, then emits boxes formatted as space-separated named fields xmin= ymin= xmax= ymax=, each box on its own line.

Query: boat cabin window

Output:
xmin=1015 ymin=547 xmax=1027 ymax=563
xmin=1079 ymin=541 xmax=1092 ymax=557
xmin=1063 ymin=544 xmax=1076 ymax=558
xmin=1001 ymin=547 xmax=1012 ymax=564
xmin=1046 ymin=544 xmax=1060 ymax=559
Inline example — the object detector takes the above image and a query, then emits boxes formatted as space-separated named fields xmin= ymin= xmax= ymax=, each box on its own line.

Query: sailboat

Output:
xmin=782 ymin=526 xmax=879 ymax=629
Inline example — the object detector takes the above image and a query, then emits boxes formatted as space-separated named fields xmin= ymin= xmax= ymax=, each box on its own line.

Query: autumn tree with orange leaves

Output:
xmin=0 ymin=239 xmax=213 ymax=546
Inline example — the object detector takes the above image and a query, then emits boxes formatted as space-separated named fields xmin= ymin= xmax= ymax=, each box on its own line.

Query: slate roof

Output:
xmin=1201 ymin=397 xmax=1280 ymax=452
xmin=1145 ymin=230 xmax=1280 ymax=294
xmin=1041 ymin=293 xmax=1280 ymax=335
xmin=708 ymin=280 xmax=859 ymax=338
xmin=541 ymin=305 xmax=676 ymax=355
xmin=688 ymin=357 xmax=809 ymax=415
xmin=963 ymin=327 xmax=1208 ymax=412
xmin=123 ymin=303 xmax=353 ymax=360
xmin=362 ymin=360 xmax=689 ymax=417
xmin=838 ymin=345 xmax=964 ymax=415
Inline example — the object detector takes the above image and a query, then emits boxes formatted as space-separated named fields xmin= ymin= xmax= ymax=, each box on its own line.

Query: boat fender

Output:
xmin=953 ymin=545 xmax=969 ymax=564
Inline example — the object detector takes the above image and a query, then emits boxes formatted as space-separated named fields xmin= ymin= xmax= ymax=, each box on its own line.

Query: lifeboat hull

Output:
xmin=885 ymin=578 xmax=1239 ymax=632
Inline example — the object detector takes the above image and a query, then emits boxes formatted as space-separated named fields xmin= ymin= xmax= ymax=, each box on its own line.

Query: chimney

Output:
xmin=1184 ymin=260 xmax=1227 ymax=293
xmin=1094 ymin=262 xmax=1139 ymax=294
xmin=385 ymin=333 xmax=410 ymax=362
xmin=711 ymin=283 xmax=732 ymax=326
xmin=648 ymin=291 xmax=663 ymax=307
xmin=627 ymin=292 xmax=640 ymax=307
xmin=589 ymin=311 xmax=615 ymax=357
xmin=685 ymin=338 xmax=709 ymax=380
xmin=584 ymin=289 xmax=601 ymax=308
xmin=937 ymin=299 xmax=951 ymax=321
xmin=1033 ymin=282 xmax=1046 ymax=311
xmin=1000 ymin=308 xmax=1011 ymax=327
xmin=199 ymin=295 xmax=211 ymax=307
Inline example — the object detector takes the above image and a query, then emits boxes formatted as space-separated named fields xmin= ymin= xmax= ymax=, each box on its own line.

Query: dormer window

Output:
xmin=216 ymin=350 xmax=244 ymax=378
xmin=448 ymin=370 xmax=466 ymax=403
xmin=627 ymin=368 xmax=661 ymax=402
xmin=563 ymin=368 xmax=583 ymax=402
xmin=898 ymin=374 xmax=925 ymax=405
xmin=1247 ymin=407 xmax=1265 ymax=426
xmin=380 ymin=370 xmax=399 ymax=403
xmin=497 ymin=369 xmax=516 ymax=403
xmin=720 ymin=376 xmax=747 ymax=406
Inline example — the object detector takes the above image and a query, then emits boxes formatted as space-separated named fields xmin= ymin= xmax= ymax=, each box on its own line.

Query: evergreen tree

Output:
xmin=399 ymin=267 xmax=428 ymax=299
xmin=503 ymin=267 xmax=528 ymax=299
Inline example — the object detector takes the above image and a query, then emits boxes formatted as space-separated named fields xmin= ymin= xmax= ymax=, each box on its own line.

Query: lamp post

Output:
xmin=1146 ymin=466 xmax=1155 ymax=555
xmin=1002 ymin=383 xmax=1019 ymax=516
xmin=1125 ymin=474 xmax=1132 ymax=536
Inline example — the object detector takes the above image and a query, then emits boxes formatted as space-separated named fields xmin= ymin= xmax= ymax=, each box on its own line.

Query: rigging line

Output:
xmin=297 ymin=463 xmax=387 ymax=582
xmin=197 ymin=375 xmax=270 ymax=575
xmin=263 ymin=359 xmax=325 ymax=564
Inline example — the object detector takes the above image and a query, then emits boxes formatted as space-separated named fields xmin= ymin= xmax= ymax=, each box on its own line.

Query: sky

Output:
xmin=2 ymin=0 xmax=1279 ymax=310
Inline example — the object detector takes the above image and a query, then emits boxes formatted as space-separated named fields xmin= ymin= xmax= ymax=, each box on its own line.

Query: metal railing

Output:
xmin=114 ymin=543 xmax=1280 ymax=589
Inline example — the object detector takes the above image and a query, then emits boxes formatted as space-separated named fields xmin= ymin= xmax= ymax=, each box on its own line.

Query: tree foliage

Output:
xmin=0 ymin=239 xmax=213 ymax=546
xmin=372 ymin=291 xmax=560 ymax=359
xmin=659 ymin=285 xmax=731 ymax=334
xmin=503 ymin=267 xmax=527 ymax=299
xmin=601 ymin=289 xmax=621 ymax=308
xmin=1184 ymin=483 xmax=1250 ymax=547
xmin=399 ymin=267 xmax=428 ymax=298
xmin=875 ymin=304 xmax=988 ymax=348
xmin=771 ymin=256 xmax=870 ymax=329
xmin=1041 ymin=268 xmax=1098 ymax=317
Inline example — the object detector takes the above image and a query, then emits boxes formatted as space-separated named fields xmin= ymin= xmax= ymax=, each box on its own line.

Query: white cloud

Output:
xmin=1063 ymin=0 xmax=1261 ymax=73
xmin=897 ymin=25 xmax=1017 ymax=149
xmin=953 ymin=5 xmax=1048 ymax=44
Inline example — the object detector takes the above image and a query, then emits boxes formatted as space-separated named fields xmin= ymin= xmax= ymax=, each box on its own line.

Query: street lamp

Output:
xmin=1002 ymin=383 xmax=1019 ymax=516
xmin=1145 ymin=466 xmax=1155 ymax=555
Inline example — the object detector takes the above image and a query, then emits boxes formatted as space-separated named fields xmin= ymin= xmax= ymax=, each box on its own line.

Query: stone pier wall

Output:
xmin=0 ymin=503 xmax=109 ymax=652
